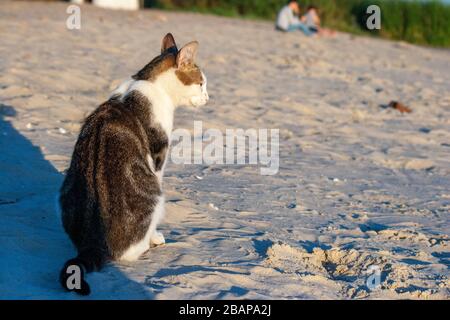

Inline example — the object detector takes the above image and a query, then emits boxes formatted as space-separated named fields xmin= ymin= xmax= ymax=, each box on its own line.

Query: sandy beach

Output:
xmin=0 ymin=0 xmax=449 ymax=299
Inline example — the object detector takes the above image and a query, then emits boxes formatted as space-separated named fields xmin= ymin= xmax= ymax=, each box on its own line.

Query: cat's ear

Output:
xmin=176 ymin=41 xmax=198 ymax=68
xmin=161 ymin=33 xmax=177 ymax=53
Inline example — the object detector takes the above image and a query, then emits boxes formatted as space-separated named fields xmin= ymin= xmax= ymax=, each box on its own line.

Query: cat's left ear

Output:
xmin=176 ymin=41 xmax=198 ymax=68
xmin=161 ymin=33 xmax=177 ymax=53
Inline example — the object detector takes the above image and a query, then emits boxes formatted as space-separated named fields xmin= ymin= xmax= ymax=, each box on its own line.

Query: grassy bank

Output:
xmin=144 ymin=0 xmax=450 ymax=47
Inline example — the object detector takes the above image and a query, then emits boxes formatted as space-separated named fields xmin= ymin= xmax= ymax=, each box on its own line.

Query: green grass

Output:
xmin=144 ymin=0 xmax=450 ymax=47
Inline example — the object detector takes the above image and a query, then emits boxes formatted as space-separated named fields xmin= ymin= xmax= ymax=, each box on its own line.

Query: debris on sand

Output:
xmin=388 ymin=101 xmax=412 ymax=113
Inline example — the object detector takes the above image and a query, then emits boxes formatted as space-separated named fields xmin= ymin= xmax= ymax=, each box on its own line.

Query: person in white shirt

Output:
xmin=275 ymin=0 xmax=314 ymax=36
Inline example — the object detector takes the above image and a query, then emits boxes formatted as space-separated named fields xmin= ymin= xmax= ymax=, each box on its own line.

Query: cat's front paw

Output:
xmin=150 ymin=231 xmax=165 ymax=246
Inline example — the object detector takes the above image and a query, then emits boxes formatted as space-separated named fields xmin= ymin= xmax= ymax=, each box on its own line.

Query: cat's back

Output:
xmin=76 ymin=93 xmax=152 ymax=162
xmin=79 ymin=95 xmax=145 ymax=143
xmin=61 ymin=93 xmax=154 ymax=202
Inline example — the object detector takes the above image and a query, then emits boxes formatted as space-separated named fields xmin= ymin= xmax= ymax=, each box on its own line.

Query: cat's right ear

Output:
xmin=161 ymin=33 xmax=177 ymax=54
xmin=176 ymin=41 xmax=198 ymax=68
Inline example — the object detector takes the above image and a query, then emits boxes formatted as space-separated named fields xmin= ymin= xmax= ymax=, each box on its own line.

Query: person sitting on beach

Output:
xmin=275 ymin=0 xmax=314 ymax=36
xmin=302 ymin=5 xmax=336 ymax=37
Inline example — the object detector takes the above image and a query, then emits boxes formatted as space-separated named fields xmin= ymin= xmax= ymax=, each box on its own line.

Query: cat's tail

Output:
xmin=59 ymin=248 xmax=107 ymax=296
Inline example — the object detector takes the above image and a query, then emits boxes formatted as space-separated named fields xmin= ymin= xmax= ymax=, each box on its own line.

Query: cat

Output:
xmin=59 ymin=33 xmax=208 ymax=295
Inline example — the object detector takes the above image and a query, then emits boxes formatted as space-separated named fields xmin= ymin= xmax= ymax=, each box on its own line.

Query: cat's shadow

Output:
xmin=0 ymin=104 xmax=152 ymax=299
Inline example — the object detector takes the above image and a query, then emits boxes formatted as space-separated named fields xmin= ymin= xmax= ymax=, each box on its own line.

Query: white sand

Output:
xmin=0 ymin=1 xmax=449 ymax=299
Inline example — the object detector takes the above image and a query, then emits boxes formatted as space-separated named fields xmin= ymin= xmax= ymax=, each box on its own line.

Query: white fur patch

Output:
xmin=146 ymin=153 xmax=156 ymax=173
xmin=127 ymin=78 xmax=175 ymax=137
xmin=189 ymin=72 xmax=209 ymax=107
xmin=147 ymin=153 xmax=163 ymax=185
xmin=110 ymin=78 xmax=134 ymax=99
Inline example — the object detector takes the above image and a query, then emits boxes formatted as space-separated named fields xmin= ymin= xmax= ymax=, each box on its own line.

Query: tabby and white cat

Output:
xmin=59 ymin=34 xmax=208 ymax=295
